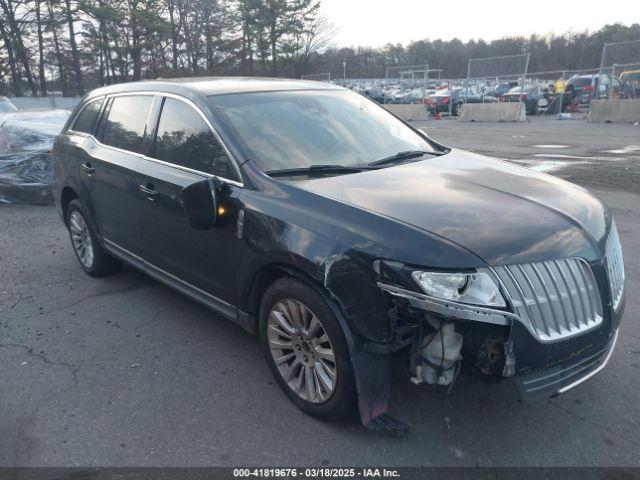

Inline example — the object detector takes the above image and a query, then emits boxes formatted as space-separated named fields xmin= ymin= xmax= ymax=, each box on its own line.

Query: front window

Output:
xmin=210 ymin=90 xmax=437 ymax=172
xmin=152 ymin=97 xmax=238 ymax=181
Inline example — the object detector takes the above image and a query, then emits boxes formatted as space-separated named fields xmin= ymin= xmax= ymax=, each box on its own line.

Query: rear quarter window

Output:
xmin=72 ymin=98 xmax=103 ymax=134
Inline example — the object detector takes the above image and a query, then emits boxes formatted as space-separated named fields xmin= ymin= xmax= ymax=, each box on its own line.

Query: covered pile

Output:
xmin=0 ymin=109 xmax=70 ymax=204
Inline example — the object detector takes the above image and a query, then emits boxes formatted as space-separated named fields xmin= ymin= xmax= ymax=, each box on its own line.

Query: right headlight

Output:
xmin=411 ymin=270 xmax=506 ymax=308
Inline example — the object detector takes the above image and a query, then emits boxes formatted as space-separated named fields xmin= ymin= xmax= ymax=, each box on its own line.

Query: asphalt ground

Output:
xmin=1 ymin=119 xmax=639 ymax=467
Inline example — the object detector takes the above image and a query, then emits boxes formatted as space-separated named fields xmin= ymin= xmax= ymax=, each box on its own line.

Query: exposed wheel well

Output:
xmin=61 ymin=187 xmax=79 ymax=225
xmin=246 ymin=263 xmax=325 ymax=330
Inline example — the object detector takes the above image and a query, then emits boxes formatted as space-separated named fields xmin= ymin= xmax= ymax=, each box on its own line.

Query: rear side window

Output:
xmin=72 ymin=98 xmax=103 ymax=134
xmin=101 ymin=96 xmax=153 ymax=153
xmin=153 ymin=97 xmax=238 ymax=181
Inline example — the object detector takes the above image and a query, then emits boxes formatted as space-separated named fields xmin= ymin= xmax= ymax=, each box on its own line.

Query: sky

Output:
xmin=321 ymin=0 xmax=640 ymax=47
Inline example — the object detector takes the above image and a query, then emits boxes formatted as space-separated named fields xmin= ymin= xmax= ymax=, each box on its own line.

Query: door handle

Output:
xmin=81 ymin=162 xmax=95 ymax=174
xmin=138 ymin=183 xmax=158 ymax=200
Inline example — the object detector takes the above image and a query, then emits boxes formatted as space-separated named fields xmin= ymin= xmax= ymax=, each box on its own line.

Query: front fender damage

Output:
xmin=321 ymin=253 xmax=412 ymax=432
xmin=321 ymin=255 xmax=516 ymax=432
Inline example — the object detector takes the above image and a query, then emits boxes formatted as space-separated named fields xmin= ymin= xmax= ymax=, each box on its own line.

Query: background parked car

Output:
xmin=500 ymin=85 xmax=553 ymax=114
xmin=565 ymin=74 xmax=620 ymax=104
xmin=364 ymin=88 xmax=385 ymax=103
xmin=487 ymin=81 xmax=519 ymax=98
xmin=426 ymin=87 xmax=497 ymax=116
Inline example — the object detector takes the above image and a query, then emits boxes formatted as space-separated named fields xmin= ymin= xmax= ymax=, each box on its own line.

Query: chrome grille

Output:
xmin=493 ymin=258 xmax=603 ymax=342
xmin=605 ymin=222 xmax=625 ymax=311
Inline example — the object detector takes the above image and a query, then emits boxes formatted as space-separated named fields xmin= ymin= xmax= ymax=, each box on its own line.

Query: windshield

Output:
xmin=210 ymin=90 xmax=437 ymax=171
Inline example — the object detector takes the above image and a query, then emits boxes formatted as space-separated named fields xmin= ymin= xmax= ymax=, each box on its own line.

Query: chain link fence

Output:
xmin=600 ymin=40 xmax=640 ymax=100
xmin=302 ymin=41 xmax=640 ymax=121
xmin=521 ymin=68 xmax=602 ymax=116
xmin=383 ymin=65 xmax=442 ymax=104
xmin=443 ymin=54 xmax=531 ymax=118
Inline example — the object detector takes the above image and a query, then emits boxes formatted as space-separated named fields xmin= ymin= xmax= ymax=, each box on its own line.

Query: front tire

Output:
xmin=66 ymin=199 xmax=121 ymax=277
xmin=259 ymin=278 xmax=356 ymax=420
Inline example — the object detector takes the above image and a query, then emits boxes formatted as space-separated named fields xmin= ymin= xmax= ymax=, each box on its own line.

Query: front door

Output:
xmin=136 ymin=96 xmax=242 ymax=307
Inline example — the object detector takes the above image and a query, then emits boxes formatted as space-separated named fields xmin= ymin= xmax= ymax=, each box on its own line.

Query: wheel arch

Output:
xmin=243 ymin=262 xmax=355 ymax=350
xmin=61 ymin=186 xmax=79 ymax=225
xmin=247 ymin=260 xmax=397 ymax=429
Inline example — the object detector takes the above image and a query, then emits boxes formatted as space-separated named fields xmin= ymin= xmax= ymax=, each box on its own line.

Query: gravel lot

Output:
xmin=1 ymin=119 xmax=639 ymax=467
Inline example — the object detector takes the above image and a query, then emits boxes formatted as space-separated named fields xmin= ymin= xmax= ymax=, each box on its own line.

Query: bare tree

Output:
xmin=63 ymin=0 xmax=83 ymax=93
xmin=45 ymin=0 xmax=68 ymax=95
xmin=35 ymin=0 xmax=47 ymax=94
xmin=0 ymin=0 xmax=38 ymax=95
xmin=164 ymin=0 xmax=179 ymax=73
xmin=292 ymin=14 xmax=336 ymax=77
xmin=0 ymin=14 xmax=22 ymax=95
xmin=252 ymin=0 xmax=319 ymax=76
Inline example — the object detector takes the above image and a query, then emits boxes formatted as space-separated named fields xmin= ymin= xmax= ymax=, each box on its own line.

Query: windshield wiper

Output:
xmin=368 ymin=150 xmax=446 ymax=167
xmin=265 ymin=164 xmax=373 ymax=178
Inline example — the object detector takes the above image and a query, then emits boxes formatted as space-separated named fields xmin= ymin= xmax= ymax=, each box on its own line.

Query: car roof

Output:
xmin=85 ymin=77 xmax=343 ymax=99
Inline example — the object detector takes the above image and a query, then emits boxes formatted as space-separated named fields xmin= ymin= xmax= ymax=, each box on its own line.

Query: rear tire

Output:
xmin=259 ymin=277 xmax=356 ymax=421
xmin=66 ymin=199 xmax=121 ymax=277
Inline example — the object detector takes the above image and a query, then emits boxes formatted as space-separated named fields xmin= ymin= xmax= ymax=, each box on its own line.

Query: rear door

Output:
xmin=63 ymin=96 xmax=105 ymax=194
xmin=135 ymin=95 xmax=242 ymax=307
xmin=87 ymin=94 xmax=155 ymax=255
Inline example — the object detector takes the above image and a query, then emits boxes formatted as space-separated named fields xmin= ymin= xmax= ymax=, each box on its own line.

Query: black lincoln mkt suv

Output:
xmin=53 ymin=78 xmax=625 ymax=431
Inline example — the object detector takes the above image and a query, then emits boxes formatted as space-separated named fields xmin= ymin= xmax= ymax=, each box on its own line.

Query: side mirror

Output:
xmin=180 ymin=178 xmax=220 ymax=230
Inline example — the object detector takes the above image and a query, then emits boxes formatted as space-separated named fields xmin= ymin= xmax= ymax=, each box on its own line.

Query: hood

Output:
xmin=290 ymin=149 xmax=609 ymax=266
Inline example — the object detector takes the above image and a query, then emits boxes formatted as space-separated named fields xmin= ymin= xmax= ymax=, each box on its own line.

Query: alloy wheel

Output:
xmin=267 ymin=299 xmax=337 ymax=403
xmin=69 ymin=210 xmax=95 ymax=268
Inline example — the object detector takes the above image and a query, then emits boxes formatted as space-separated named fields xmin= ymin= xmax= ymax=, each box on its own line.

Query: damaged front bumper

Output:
xmin=377 ymin=278 xmax=622 ymax=401
xmin=513 ymin=328 xmax=619 ymax=401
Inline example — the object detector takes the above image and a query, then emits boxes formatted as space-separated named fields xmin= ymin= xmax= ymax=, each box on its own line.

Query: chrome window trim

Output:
xmin=67 ymin=90 xmax=244 ymax=188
